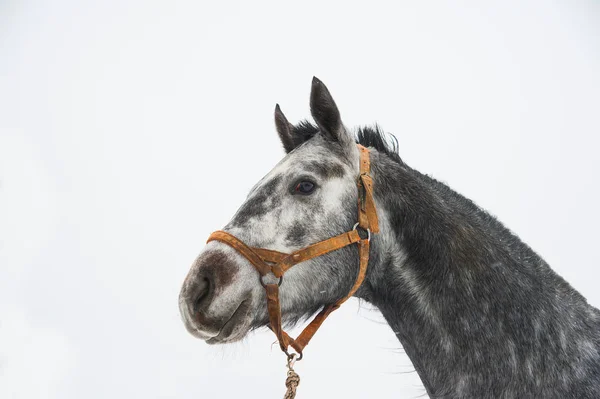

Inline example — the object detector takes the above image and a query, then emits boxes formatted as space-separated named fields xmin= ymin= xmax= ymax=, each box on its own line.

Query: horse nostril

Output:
xmin=192 ymin=277 xmax=211 ymax=313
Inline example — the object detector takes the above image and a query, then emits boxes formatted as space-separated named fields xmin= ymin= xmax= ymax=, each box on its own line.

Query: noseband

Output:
xmin=206 ymin=144 xmax=379 ymax=361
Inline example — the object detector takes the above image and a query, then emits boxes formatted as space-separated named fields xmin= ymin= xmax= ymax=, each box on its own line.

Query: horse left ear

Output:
xmin=310 ymin=77 xmax=352 ymax=146
xmin=274 ymin=104 xmax=295 ymax=153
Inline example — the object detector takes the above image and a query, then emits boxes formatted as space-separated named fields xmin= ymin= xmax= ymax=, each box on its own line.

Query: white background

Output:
xmin=1 ymin=1 xmax=599 ymax=398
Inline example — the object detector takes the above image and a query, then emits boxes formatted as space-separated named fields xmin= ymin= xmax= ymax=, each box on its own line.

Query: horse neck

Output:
xmin=361 ymin=152 xmax=600 ymax=398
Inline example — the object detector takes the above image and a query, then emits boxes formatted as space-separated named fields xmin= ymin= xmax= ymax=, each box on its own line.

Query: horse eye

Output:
xmin=294 ymin=181 xmax=315 ymax=195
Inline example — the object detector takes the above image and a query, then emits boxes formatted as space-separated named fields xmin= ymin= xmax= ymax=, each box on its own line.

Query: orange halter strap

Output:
xmin=206 ymin=144 xmax=379 ymax=360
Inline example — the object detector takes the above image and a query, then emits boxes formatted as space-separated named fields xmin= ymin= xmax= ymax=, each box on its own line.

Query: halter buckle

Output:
xmin=353 ymin=222 xmax=371 ymax=241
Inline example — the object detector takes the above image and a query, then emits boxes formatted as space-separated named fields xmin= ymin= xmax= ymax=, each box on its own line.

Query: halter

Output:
xmin=206 ymin=144 xmax=379 ymax=361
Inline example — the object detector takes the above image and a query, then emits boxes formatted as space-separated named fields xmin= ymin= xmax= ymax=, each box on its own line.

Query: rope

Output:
xmin=284 ymin=369 xmax=300 ymax=398
xmin=283 ymin=356 xmax=300 ymax=398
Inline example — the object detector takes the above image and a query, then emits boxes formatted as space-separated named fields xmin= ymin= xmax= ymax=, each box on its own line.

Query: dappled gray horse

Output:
xmin=179 ymin=78 xmax=600 ymax=398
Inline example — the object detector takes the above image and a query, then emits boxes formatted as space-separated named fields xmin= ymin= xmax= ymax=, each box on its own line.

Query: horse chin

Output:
xmin=204 ymin=299 xmax=253 ymax=344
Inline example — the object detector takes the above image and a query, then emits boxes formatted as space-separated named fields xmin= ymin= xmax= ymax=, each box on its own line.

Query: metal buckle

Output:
xmin=353 ymin=222 xmax=371 ymax=241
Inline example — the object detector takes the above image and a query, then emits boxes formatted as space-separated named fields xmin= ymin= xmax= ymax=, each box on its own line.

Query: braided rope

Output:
xmin=284 ymin=369 xmax=300 ymax=398
xmin=283 ymin=355 xmax=300 ymax=399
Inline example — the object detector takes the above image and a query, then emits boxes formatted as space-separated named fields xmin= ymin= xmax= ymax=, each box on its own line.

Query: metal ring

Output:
xmin=286 ymin=351 xmax=303 ymax=362
xmin=353 ymin=222 xmax=371 ymax=241
xmin=260 ymin=274 xmax=283 ymax=287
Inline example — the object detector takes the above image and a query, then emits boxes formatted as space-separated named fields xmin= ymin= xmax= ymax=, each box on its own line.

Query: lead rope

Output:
xmin=283 ymin=354 xmax=300 ymax=398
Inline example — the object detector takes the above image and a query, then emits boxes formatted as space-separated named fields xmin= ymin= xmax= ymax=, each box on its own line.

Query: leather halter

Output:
xmin=207 ymin=144 xmax=379 ymax=360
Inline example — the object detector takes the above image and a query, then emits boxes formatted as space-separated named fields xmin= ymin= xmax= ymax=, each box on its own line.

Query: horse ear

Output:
xmin=310 ymin=77 xmax=351 ymax=146
xmin=274 ymin=104 xmax=295 ymax=153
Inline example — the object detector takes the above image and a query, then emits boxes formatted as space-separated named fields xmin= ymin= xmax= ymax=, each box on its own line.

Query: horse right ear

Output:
xmin=274 ymin=104 xmax=296 ymax=153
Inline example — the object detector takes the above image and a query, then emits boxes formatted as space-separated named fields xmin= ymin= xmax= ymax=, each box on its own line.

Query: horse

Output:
xmin=179 ymin=77 xmax=600 ymax=398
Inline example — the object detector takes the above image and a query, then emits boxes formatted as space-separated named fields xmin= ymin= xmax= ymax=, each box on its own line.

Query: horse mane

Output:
xmin=293 ymin=121 xmax=404 ymax=165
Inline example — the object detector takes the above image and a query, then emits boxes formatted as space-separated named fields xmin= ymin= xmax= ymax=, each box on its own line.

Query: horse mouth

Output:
xmin=206 ymin=299 xmax=252 ymax=344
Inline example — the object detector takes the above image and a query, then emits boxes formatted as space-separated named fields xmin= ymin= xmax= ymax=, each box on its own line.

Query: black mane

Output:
xmin=293 ymin=121 xmax=404 ymax=165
